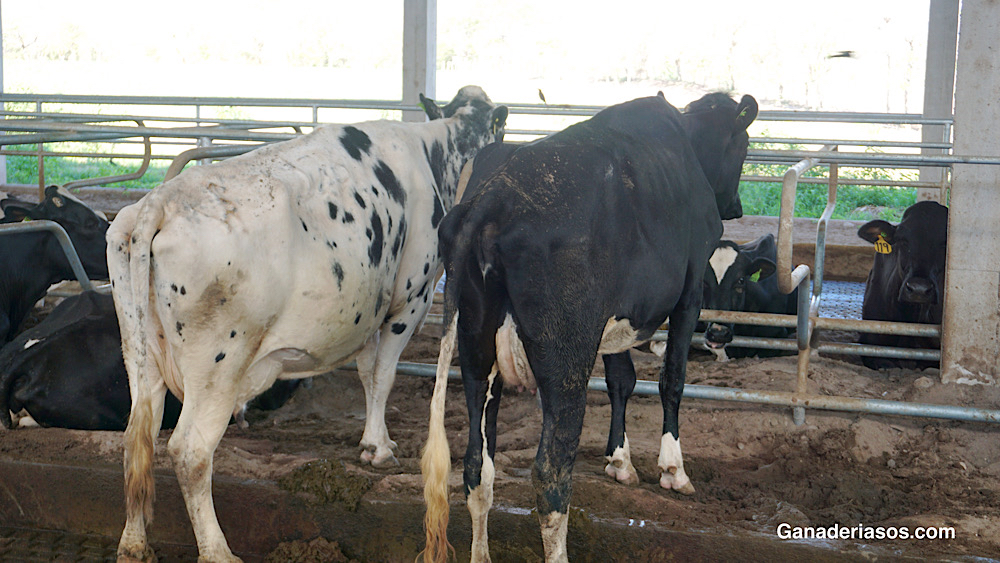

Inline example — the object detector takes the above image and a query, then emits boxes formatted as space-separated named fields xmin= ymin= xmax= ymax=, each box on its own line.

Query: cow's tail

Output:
xmin=108 ymin=193 xmax=166 ymax=527
xmin=421 ymin=203 xmax=493 ymax=562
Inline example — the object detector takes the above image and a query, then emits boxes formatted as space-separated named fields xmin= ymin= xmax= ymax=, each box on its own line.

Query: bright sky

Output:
xmin=2 ymin=0 xmax=931 ymax=114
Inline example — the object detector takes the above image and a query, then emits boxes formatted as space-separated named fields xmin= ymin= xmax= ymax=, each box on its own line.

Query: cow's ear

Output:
xmin=740 ymin=233 xmax=775 ymax=258
xmin=490 ymin=106 xmax=509 ymax=136
xmin=0 ymin=198 xmax=36 ymax=222
xmin=748 ymin=257 xmax=776 ymax=282
xmin=735 ymin=94 xmax=758 ymax=131
xmin=657 ymin=91 xmax=666 ymax=99
xmin=420 ymin=94 xmax=444 ymax=121
xmin=858 ymin=220 xmax=896 ymax=245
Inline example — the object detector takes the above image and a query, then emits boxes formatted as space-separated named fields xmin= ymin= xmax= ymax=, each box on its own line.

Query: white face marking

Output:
xmin=709 ymin=245 xmax=739 ymax=284
xmin=597 ymin=317 xmax=640 ymax=355
xmin=23 ymin=339 xmax=40 ymax=350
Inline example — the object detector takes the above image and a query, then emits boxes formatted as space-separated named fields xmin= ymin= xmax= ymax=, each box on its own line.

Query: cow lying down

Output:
xmin=857 ymin=201 xmax=948 ymax=369
xmin=699 ymin=233 xmax=798 ymax=360
xmin=0 ymin=291 xmax=301 ymax=431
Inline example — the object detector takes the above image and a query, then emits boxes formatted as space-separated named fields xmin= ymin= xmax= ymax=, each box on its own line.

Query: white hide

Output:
xmin=708 ymin=245 xmax=738 ymax=284
xmin=604 ymin=433 xmax=639 ymax=485
xmin=657 ymin=433 xmax=695 ymax=494
xmin=539 ymin=510 xmax=570 ymax=563
xmin=468 ymin=365 xmax=498 ymax=563
xmin=496 ymin=313 xmax=536 ymax=391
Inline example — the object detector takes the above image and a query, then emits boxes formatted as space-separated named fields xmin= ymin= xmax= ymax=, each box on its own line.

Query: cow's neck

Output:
xmin=422 ymin=116 xmax=485 ymax=211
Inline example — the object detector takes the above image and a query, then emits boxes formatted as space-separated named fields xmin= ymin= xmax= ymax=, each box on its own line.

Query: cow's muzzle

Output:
xmin=704 ymin=323 xmax=733 ymax=349
xmin=900 ymin=277 xmax=937 ymax=305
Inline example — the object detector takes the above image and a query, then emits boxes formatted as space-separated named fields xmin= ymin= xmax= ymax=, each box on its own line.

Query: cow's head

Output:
xmin=858 ymin=201 xmax=948 ymax=309
xmin=701 ymin=234 xmax=777 ymax=350
xmin=1 ymin=185 xmax=110 ymax=278
xmin=420 ymin=86 xmax=509 ymax=148
xmin=682 ymin=93 xmax=758 ymax=221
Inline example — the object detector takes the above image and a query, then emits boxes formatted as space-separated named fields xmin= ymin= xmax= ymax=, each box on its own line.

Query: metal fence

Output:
xmin=2 ymin=92 xmax=998 ymax=425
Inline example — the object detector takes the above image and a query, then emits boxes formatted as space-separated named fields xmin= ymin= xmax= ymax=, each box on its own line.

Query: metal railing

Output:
xmin=3 ymin=93 xmax=998 ymax=426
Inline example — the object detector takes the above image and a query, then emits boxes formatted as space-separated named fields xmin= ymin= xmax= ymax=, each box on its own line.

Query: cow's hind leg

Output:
xmin=458 ymin=310 xmax=503 ymax=563
xmin=359 ymin=297 xmax=435 ymax=467
xmin=602 ymin=351 xmax=639 ymax=485
xmin=658 ymin=296 xmax=700 ymax=495
xmin=529 ymin=339 xmax=594 ymax=563
xmin=166 ymin=359 xmax=263 ymax=563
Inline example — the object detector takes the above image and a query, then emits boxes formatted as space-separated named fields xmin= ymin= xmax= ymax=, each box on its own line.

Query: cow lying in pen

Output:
xmin=700 ymin=233 xmax=798 ymax=360
xmin=0 ymin=186 xmax=110 ymax=343
xmin=0 ymin=290 xmax=301 ymax=431
xmin=857 ymin=201 xmax=948 ymax=369
xmin=422 ymin=91 xmax=757 ymax=562
xmin=108 ymin=86 xmax=507 ymax=563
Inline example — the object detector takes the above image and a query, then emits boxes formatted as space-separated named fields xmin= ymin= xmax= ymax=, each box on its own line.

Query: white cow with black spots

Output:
xmin=108 ymin=86 xmax=508 ymax=563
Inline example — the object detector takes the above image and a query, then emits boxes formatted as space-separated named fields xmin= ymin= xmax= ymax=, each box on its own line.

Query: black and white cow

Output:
xmin=857 ymin=201 xmax=948 ymax=370
xmin=422 ymin=92 xmax=757 ymax=562
xmin=701 ymin=233 xmax=797 ymax=360
xmin=0 ymin=186 xmax=110 ymax=343
xmin=108 ymin=86 xmax=507 ymax=562
xmin=0 ymin=290 xmax=301 ymax=431
xmin=0 ymin=291 xmax=183 ymax=430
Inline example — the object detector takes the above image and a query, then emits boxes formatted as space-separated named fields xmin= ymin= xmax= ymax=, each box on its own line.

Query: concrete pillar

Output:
xmin=917 ymin=0 xmax=958 ymax=203
xmin=402 ymin=0 xmax=436 ymax=123
xmin=0 ymin=3 xmax=6 ymax=186
xmin=941 ymin=0 xmax=1000 ymax=384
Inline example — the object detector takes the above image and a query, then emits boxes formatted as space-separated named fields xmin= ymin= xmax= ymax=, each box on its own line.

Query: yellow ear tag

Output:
xmin=874 ymin=233 xmax=892 ymax=254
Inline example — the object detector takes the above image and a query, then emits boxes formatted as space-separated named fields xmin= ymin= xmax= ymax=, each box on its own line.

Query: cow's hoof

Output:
xmin=360 ymin=446 xmax=399 ymax=468
xmin=117 ymin=545 xmax=157 ymax=563
xmin=659 ymin=471 xmax=696 ymax=495
xmin=604 ymin=460 xmax=639 ymax=485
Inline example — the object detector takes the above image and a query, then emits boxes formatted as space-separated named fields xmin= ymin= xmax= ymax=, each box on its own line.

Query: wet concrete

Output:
xmin=0 ymin=459 xmax=919 ymax=562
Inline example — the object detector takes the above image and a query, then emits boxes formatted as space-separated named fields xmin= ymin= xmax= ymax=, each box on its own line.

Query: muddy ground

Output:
xmin=2 ymin=317 xmax=999 ymax=561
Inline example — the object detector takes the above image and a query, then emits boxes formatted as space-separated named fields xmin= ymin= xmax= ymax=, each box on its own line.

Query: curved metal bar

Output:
xmin=64 ymin=120 xmax=152 ymax=189
xmin=0 ymin=221 xmax=96 ymax=292
xmin=164 ymin=144 xmax=264 ymax=181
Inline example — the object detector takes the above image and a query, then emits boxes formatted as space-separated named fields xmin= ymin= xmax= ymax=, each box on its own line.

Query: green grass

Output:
xmin=6 ymin=152 xmax=917 ymax=222
xmin=6 ymin=151 xmax=172 ymax=192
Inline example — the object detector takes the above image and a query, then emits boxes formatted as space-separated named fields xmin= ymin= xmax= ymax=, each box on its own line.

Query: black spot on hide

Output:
xmin=339 ymin=126 xmax=372 ymax=160
xmin=391 ymin=323 xmax=407 ymax=334
xmin=353 ymin=191 xmax=366 ymax=209
xmin=328 ymin=202 xmax=338 ymax=220
xmin=215 ymin=352 xmax=226 ymax=363
xmin=373 ymin=160 xmax=406 ymax=204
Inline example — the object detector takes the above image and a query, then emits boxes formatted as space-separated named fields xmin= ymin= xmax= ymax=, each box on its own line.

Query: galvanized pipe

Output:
xmin=164 ymin=145 xmax=263 ymax=181
xmin=339 ymin=361 xmax=1000 ymax=424
xmin=0 ymin=221 xmax=96 ymax=292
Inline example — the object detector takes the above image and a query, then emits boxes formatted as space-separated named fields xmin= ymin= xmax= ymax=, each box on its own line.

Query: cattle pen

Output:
xmin=2 ymin=93 xmax=1000 ymax=561
xmin=1 ymin=92 xmax=997 ymax=429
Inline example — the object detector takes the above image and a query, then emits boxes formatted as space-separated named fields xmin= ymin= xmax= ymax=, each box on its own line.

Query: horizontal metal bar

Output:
xmin=0 ymin=221 xmax=96 ymax=291
xmin=2 ymin=93 xmax=955 ymax=126
xmin=749 ymin=149 xmax=1000 ymax=167
xmin=740 ymin=174 xmax=941 ymax=189
xmin=751 ymin=137 xmax=952 ymax=150
xmin=0 ymin=121 xmax=296 ymax=143
xmin=338 ymin=361 xmax=999 ymax=424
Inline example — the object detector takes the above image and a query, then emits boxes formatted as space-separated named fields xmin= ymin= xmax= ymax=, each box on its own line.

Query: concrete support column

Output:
xmin=402 ymin=0 xmax=436 ymax=123
xmin=918 ymin=0 xmax=958 ymax=203
xmin=941 ymin=0 xmax=1000 ymax=384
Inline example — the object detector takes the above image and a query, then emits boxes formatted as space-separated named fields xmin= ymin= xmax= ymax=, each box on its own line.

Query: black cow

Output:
xmin=0 ymin=291 xmax=303 ymax=431
xmin=857 ymin=201 xmax=948 ymax=369
xmin=422 ymin=92 xmax=757 ymax=561
xmin=0 ymin=185 xmax=110 ymax=343
xmin=701 ymin=233 xmax=798 ymax=360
